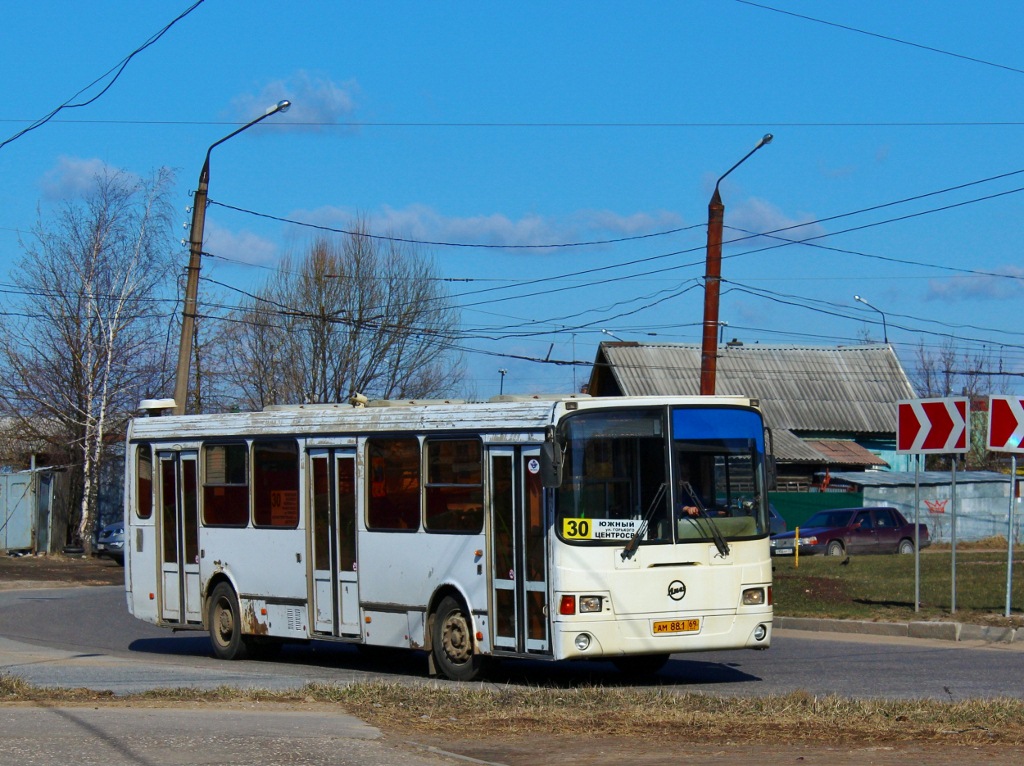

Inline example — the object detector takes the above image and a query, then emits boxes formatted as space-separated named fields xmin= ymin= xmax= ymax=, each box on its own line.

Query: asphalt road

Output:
xmin=3 ymin=585 xmax=1024 ymax=700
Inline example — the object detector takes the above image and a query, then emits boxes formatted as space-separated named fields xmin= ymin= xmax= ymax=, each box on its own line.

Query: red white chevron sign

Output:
xmin=896 ymin=398 xmax=969 ymax=454
xmin=988 ymin=396 xmax=1024 ymax=453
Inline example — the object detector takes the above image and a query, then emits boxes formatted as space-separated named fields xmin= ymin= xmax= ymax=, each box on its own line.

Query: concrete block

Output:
xmin=774 ymin=616 xmax=907 ymax=636
xmin=958 ymin=624 xmax=1015 ymax=643
xmin=908 ymin=621 xmax=959 ymax=641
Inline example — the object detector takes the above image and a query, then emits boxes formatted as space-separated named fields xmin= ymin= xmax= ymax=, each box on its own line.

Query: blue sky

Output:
xmin=2 ymin=1 xmax=1023 ymax=399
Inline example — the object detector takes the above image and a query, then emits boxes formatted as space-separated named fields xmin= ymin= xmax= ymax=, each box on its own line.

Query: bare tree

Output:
xmin=911 ymin=338 xmax=1011 ymax=470
xmin=224 ymin=228 xmax=463 ymax=407
xmin=0 ymin=168 xmax=175 ymax=550
xmin=912 ymin=338 xmax=1011 ymax=399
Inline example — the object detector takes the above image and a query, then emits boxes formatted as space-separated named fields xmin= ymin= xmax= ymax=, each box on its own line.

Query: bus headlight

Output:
xmin=753 ymin=623 xmax=768 ymax=641
xmin=574 ymin=633 xmax=592 ymax=651
xmin=742 ymin=587 xmax=766 ymax=606
xmin=578 ymin=596 xmax=602 ymax=613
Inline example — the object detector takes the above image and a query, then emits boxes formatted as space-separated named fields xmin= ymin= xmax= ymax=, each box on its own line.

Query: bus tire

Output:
xmin=208 ymin=582 xmax=249 ymax=661
xmin=431 ymin=596 xmax=484 ymax=682
xmin=612 ymin=653 xmax=669 ymax=677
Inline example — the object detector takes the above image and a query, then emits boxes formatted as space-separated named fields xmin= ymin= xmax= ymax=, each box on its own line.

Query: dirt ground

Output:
xmin=0 ymin=550 xmax=125 ymax=589
xmin=3 ymin=553 xmax=1022 ymax=764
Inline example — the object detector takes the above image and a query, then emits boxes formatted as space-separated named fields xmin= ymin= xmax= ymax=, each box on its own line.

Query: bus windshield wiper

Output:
xmin=620 ymin=482 xmax=666 ymax=561
xmin=680 ymin=481 xmax=730 ymax=558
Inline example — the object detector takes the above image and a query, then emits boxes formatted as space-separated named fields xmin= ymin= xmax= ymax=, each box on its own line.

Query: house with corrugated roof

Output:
xmin=587 ymin=341 xmax=916 ymax=488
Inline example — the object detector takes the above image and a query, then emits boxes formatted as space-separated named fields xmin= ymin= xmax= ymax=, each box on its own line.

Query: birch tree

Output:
xmin=224 ymin=228 xmax=463 ymax=408
xmin=0 ymin=168 xmax=175 ymax=550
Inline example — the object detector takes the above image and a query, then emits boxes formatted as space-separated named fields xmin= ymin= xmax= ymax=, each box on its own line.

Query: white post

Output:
xmin=914 ymin=455 xmax=921 ymax=613
xmin=950 ymin=458 xmax=958 ymax=614
xmin=1007 ymin=456 xmax=1017 ymax=618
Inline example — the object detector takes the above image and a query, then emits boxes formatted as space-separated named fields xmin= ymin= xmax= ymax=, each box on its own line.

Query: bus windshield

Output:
xmin=555 ymin=406 xmax=768 ymax=545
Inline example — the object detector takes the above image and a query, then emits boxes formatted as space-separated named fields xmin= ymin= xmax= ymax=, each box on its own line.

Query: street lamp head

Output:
xmin=714 ymin=132 xmax=775 ymax=194
xmin=852 ymin=294 xmax=888 ymax=343
xmin=271 ymin=99 xmax=291 ymax=115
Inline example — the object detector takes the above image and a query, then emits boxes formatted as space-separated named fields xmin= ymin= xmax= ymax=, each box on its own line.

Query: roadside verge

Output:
xmin=775 ymin=615 xmax=1024 ymax=645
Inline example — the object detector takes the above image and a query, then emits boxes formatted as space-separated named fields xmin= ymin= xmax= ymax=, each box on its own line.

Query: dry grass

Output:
xmin=3 ymin=676 xmax=1023 ymax=746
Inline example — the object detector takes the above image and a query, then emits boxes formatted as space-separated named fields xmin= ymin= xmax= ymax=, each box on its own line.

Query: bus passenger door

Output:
xmin=489 ymin=446 xmax=550 ymax=655
xmin=157 ymin=451 xmax=201 ymax=624
xmin=309 ymin=449 xmax=360 ymax=637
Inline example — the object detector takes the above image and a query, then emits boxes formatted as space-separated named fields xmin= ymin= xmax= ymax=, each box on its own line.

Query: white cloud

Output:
xmin=287 ymin=203 xmax=685 ymax=250
xmin=926 ymin=267 xmax=1024 ymax=302
xmin=232 ymin=71 xmax=360 ymax=131
xmin=203 ymin=220 xmax=279 ymax=266
xmin=38 ymin=156 xmax=125 ymax=200
xmin=725 ymin=196 xmax=825 ymax=248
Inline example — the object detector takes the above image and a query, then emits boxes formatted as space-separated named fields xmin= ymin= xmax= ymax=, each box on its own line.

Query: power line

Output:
xmin=206 ymin=199 xmax=703 ymax=250
xmin=0 ymin=1 xmax=206 ymax=152
xmin=736 ymin=0 xmax=1024 ymax=76
xmin=9 ymin=118 xmax=1024 ymax=128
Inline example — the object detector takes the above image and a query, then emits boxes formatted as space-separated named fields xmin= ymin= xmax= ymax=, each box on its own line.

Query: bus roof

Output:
xmin=128 ymin=394 xmax=757 ymax=442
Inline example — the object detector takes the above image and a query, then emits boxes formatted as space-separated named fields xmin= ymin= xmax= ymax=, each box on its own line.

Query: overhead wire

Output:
xmin=735 ymin=0 xmax=1024 ymax=77
xmin=0 ymin=0 xmax=206 ymax=152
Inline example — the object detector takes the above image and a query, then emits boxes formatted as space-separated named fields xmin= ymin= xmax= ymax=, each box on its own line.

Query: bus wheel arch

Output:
xmin=207 ymin=580 xmax=250 ymax=661
xmin=428 ymin=591 xmax=484 ymax=681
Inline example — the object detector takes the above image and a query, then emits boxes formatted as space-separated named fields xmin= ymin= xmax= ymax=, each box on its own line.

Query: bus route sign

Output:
xmin=562 ymin=518 xmax=642 ymax=541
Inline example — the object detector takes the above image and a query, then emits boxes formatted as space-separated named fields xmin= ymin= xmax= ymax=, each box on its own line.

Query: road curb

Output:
xmin=774 ymin=615 xmax=1022 ymax=645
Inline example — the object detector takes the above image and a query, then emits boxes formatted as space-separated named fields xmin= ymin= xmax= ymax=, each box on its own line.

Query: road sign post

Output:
xmin=897 ymin=397 xmax=969 ymax=613
xmin=987 ymin=395 xmax=1024 ymax=617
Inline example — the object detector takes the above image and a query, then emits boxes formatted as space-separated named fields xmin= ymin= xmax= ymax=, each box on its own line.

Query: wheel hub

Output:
xmin=441 ymin=614 xmax=471 ymax=663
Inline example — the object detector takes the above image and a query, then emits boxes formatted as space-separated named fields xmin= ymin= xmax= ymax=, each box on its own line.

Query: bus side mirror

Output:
xmin=764 ymin=428 xmax=778 ymax=491
xmin=766 ymin=455 xmax=778 ymax=491
xmin=540 ymin=431 xmax=563 ymax=489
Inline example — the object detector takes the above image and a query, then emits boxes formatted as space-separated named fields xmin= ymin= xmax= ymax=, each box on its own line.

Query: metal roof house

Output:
xmin=586 ymin=341 xmax=917 ymax=484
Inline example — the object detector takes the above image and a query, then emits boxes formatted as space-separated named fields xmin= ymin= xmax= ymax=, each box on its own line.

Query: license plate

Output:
xmin=775 ymin=548 xmax=794 ymax=555
xmin=652 ymin=618 xmax=700 ymax=634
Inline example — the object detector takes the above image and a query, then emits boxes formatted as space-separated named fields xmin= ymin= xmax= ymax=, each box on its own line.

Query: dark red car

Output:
xmin=769 ymin=506 xmax=930 ymax=557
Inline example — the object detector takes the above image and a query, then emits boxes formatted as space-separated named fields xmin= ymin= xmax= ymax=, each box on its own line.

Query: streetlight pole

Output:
xmin=172 ymin=100 xmax=291 ymax=415
xmin=699 ymin=133 xmax=773 ymax=396
xmin=854 ymin=294 xmax=889 ymax=344
xmin=499 ymin=368 xmax=508 ymax=395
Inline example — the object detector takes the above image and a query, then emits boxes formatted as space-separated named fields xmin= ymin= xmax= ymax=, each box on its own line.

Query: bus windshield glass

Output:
xmin=555 ymin=406 xmax=768 ymax=545
xmin=672 ymin=407 xmax=767 ymax=542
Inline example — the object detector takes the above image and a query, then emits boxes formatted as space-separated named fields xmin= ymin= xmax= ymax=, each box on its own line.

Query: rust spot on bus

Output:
xmin=242 ymin=601 xmax=270 ymax=636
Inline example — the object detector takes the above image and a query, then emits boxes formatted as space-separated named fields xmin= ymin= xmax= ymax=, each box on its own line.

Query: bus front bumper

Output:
xmin=552 ymin=610 xmax=773 ymax=661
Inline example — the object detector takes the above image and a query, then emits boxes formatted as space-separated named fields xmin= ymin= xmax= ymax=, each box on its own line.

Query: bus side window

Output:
xmin=252 ymin=440 xmax=299 ymax=528
xmin=425 ymin=438 xmax=483 ymax=533
xmin=136 ymin=445 xmax=153 ymax=519
xmin=366 ymin=437 xmax=421 ymax=531
xmin=203 ymin=443 xmax=250 ymax=526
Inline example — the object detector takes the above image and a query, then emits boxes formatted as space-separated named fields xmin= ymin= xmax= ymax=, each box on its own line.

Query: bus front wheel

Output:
xmin=431 ymin=596 xmax=484 ymax=682
xmin=208 ymin=582 xmax=249 ymax=661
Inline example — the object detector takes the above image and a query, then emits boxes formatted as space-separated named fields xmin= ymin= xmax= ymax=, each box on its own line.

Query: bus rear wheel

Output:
xmin=208 ymin=582 xmax=249 ymax=660
xmin=432 ymin=596 xmax=484 ymax=682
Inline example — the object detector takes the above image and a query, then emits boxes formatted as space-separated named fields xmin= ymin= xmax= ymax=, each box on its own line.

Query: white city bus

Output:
xmin=124 ymin=394 xmax=773 ymax=680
